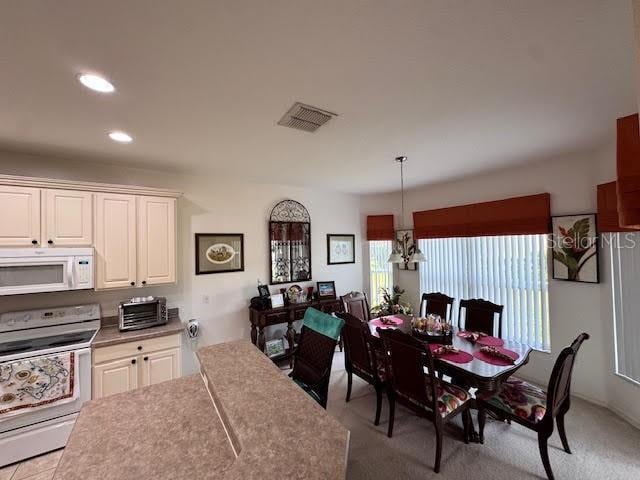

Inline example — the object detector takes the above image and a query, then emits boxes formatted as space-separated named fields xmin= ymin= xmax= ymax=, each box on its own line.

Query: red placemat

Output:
xmin=476 ymin=336 xmax=504 ymax=347
xmin=428 ymin=344 xmax=473 ymax=364
xmin=370 ymin=316 xmax=404 ymax=329
xmin=474 ymin=347 xmax=519 ymax=366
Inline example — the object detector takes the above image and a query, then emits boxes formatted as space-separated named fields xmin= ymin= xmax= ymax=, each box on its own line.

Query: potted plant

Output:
xmin=371 ymin=285 xmax=413 ymax=317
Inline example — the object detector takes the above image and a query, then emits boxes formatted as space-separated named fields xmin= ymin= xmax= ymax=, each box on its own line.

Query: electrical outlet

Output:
xmin=202 ymin=295 xmax=210 ymax=304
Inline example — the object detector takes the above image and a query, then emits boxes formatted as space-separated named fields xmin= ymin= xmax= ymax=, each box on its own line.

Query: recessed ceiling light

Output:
xmin=77 ymin=73 xmax=115 ymax=93
xmin=108 ymin=131 xmax=133 ymax=143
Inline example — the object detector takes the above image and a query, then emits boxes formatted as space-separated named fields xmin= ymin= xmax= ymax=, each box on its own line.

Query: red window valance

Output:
xmin=367 ymin=215 xmax=395 ymax=240
xmin=597 ymin=181 xmax=639 ymax=232
xmin=616 ymin=114 xmax=640 ymax=228
xmin=413 ymin=193 xmax=551 ymax=239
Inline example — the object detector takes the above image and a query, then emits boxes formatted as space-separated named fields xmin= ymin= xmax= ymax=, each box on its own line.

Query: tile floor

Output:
xmin=0 ymin=450 xmax=62 ymax=480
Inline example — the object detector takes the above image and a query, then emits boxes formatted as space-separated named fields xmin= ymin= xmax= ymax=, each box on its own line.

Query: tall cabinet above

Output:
xmin=0 ymin=175 xmax=180 ymax=291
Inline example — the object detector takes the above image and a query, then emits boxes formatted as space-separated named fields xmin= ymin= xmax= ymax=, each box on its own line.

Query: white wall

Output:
xmin=0 ymin=150 xmax=363 ymax=374
xmin=360 ymin=143 xmax=640 ymax=427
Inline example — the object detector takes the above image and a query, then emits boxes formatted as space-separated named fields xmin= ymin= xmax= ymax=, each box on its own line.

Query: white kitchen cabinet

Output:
xmin=140 ymin=347 xmax=181 ymax=386
xmin=43 ymin=189 xmax=93 ymax=246
xmin=92 ymin=333 xmax=181 ymax=399
xmin=94 ymin=193 xmax=137 ymax=289
xmin=92 ymin=356 xmax=139 ymax=399
xmin=0 ymin=186 xmax=41 ymax=247
xmin=137 ymin=196 xmax=176 ymax=286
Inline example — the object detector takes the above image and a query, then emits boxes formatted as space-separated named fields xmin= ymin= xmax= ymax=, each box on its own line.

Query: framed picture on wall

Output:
xmin=327 ymin=234 xmax=355 ymax=265
xmin=195 ymin=233 xmax=244 ymax=275
xmin=551 ymin=214 xmax=599 ymax=283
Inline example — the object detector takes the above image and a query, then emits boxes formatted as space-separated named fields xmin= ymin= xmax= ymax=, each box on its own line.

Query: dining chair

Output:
xmin=287 ymin=307 xmax=345 ymax=409
xmin=458 ymin=298 xmax=504 ymax=338
xmin=420 ymin=292 xmax=455 ymax=321
xmin=377 ymin=327 xmax=473 ymax=473
xmin=338 ymin=312 xmax=387 ymax=425
xmin=340 ymin=291 xmax=372 ymax=322
xmin=477 ymin=333 xmax=590 ymax=480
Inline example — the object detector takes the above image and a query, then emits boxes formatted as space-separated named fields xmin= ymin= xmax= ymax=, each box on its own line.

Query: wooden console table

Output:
xmin=249 ymin=298 xmax=343 ymax=353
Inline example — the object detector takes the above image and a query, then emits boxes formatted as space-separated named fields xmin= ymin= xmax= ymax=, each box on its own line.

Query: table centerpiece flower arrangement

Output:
xmin=371 ymin=286 xmax=413 ymax=317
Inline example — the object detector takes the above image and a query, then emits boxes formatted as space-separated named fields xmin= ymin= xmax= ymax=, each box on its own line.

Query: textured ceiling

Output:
xmin=0 ymin=0 xmax=636 ymax=193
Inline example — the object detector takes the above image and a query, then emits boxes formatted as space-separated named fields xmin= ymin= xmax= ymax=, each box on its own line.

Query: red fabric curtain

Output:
xmin=367 ymin=215 xmax=395 ymax=240
xmin=616 ymin=114 xmax=640 ymax=228
xmin=413 ymin=193 xmax=551 ymax=239
xmin=597 ymin=181 xmax=639 ymax=232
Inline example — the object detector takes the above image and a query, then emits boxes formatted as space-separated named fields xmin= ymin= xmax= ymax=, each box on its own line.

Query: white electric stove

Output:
xmin=0 ymin=304 xmax=100 ymax=467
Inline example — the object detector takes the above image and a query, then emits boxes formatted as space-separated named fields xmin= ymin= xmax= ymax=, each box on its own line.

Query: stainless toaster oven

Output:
xmin=118 ymin=296 xmax=168 ymax=331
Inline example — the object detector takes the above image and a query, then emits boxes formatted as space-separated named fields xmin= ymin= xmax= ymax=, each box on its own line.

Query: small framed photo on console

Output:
xmin=316 ymin=281 xmax=336 ymax=299
xmin=265 ymin=338 xmax=285 ymax=358
xmin=258 ymin=284 xmax=270 ymax=298
xmin=270 ymin=293 xmax=285 ymax=308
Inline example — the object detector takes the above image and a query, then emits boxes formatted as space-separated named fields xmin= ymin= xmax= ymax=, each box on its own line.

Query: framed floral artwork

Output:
xmin=327 ymin=234 xmax=355 ymax=265
xmin=551 ymin=214 xmax=599 ymax=283
xmin=195 ymin=233 xmax=244 ymax=274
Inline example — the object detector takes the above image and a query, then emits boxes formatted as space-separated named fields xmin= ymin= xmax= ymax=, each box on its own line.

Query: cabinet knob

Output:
xmin=47 ymin=239 xmax=53 ymax=245
xmin=137 ymin=346 xmax=142 ymax=351
xmin=31 ymin=239 xmax=38 ymax=245
xmin=131 ymin=359 xmax=136 ymax=365
xmin=130 ymin=281 xmax=135 ymax=286
xmin=143 ymin=356 xmax=149 ymax=361
xmin=142 ymin=280 xmax=147 ymax=285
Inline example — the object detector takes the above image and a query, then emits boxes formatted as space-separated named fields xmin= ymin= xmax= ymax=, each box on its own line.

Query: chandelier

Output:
xmin=388 ymin=156 xmax=426 ymax=265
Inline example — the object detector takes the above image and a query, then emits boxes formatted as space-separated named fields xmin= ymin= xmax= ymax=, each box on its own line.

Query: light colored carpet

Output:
xmin=326 ymin=352 xmax=640 ymax=479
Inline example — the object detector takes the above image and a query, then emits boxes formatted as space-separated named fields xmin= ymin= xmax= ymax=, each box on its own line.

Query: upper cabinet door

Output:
xmin=137 ymin=196 xmax=176 ymax=286
xmin=0 ymin=186 xmax=41 ymax=247
xmin=95 ymin=193 xmax=137 ymax=289
xmin=43 ymin=189 xmax=93 ymax=246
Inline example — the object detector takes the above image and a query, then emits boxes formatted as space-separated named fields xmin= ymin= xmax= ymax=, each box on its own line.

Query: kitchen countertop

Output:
xmin=53 ymin=375 xmax=236 ymax=480
xmin=197 ymin=340 xmax=350 ymax=480
xmin=92 ymin=309 xmax=183 ymax=348
xmin=55 ymin=340 xmax=349 ymax=479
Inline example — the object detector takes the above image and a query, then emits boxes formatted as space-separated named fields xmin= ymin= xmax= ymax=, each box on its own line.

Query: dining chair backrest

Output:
xmin=290 ymin=308 xmax=344 ymax=398
xmin=341 ymin=291 xmax=371 ymax=322
xmin=377 ymin=327 xmax=438 ymax=412
xmin=339 ymin=312 xmax=375 ymax=377
xmin=420 ymin=292 xmax=455 ymax=321
xmin=458 ymin=298 xmax=504 ymax=338
xmin=545 ymin=333 xmax=590 ymax=419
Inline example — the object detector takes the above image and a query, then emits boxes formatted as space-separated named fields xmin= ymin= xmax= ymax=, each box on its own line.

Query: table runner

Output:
xmin=0 ymin=351 xmax=78 ymax=419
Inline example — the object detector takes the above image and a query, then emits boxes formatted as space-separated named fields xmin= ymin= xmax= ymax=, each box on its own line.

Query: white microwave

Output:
xmin=0 ymin=248 xmax=94 ymax=296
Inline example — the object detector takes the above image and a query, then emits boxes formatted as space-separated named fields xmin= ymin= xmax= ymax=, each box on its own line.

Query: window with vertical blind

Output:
xmin=610 ymin=232 xmax=640 ymax=385
xmin=418 ymin=235 xmax=550 ymax=351
xmin=369 ymin=240 xmax=394 ymax=307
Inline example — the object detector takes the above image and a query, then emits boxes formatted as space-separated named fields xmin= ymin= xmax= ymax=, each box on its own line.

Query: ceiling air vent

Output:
xmin=278 ymin=102 xmax=337 ymax=133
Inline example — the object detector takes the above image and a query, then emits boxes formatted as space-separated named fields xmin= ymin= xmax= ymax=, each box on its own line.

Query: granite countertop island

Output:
xmin=54 ymin=340 xmax=349 ymax=479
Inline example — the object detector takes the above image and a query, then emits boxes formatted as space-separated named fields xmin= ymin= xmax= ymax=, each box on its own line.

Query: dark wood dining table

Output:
xmin=367 ymin=314 xmax=533 ymax=441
